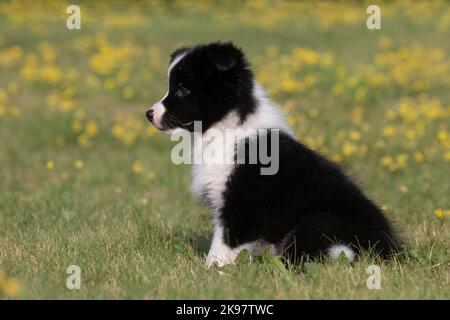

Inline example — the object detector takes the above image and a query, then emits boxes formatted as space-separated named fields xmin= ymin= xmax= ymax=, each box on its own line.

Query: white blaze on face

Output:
xmin=150 ymin=102 xmax=166 ymax=128
xmin=150 ymin=51 xmax=189 ymax=128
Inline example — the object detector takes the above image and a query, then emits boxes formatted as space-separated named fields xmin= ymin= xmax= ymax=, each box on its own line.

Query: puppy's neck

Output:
xmin=203 ymin=82 xmax=292 ymax=137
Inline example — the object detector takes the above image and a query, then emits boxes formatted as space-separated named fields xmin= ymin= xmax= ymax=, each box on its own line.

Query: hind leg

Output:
xmin=280 ymin=212 xmax=357 ymax=264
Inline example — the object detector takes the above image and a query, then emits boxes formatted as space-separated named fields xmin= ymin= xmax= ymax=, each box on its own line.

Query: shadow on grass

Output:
xmin=173 ymin=226 xmax=211 ymax=257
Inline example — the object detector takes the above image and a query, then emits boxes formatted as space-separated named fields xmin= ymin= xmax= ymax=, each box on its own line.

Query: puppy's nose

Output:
xmin=146 ymin=109 xmax=154 ymax=122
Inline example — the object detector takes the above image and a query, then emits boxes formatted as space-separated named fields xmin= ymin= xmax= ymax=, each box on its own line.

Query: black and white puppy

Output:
xmin=146 ymin=42 xmax=402 ymax=267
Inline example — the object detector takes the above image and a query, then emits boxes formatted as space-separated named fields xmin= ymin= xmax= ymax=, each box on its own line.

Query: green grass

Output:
xmin=0 ymin=1 xmax=448 ymax=299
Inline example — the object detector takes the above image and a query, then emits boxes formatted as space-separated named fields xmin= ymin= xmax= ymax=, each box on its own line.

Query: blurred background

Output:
xmin=0 ymin=0 xmax=448 ymax=299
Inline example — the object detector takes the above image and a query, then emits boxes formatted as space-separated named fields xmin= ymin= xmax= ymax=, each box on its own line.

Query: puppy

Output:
xmin=146 ymin=42 xmax=402 ymax=267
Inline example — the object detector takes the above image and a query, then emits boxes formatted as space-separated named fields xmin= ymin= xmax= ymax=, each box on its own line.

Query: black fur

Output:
xmin=148 ymin=42 xmax=403 ymax=264
xmin=222 ymin=131 xmax=402 ymax=263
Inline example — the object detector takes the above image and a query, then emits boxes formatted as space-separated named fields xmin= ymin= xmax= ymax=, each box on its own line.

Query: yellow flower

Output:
xmin=112 ymin=115 xmax=142 ymax=145
xmin=74 ymin=160 xmax=84 ymax=170
xmin=437 ymin=130 xmax=448 ymax=141
xmin=444 ymin=150 xmax=450 ymax=162
xmin=280 ymin=77 xmax=299 ymax=93
xmin=85 ymin=121 xmax=98 ymax=137
xmin=434 ymin=209 xmax=449 ymax=220
xmin=147 ymin=127 xmax=157 ymax=137
xmin=382 ymin=126 xmax=397 ymax=137
xmin=77 ymin=134 xmax=91 ymax=148
xmin=405 ymin=129 xmax=416 ymax=141
xmin=414 ymin=151 xmax=425 ymax=162
xmin=89 ymin=36 xmax=137 ymax=75
xmin=380 ymin=155 xmax=393 ymax=167
xmin=396 ymin=154 xmax=409 ymax=168
xmin=331 ymin=154 xmax=342 ymax=162
xmin=287 ymin=115 xmax=297 ymax=126
xmin=0 ymin=46 xmax=23 ymax=67
xmin=46 ymin=161 xmax=55 ymax=170
xmin=104 ymin=78 xmax=116 ymax=91
xmin=342 ymin=142 xmax=357 ymax=157
xmin=293 ymin=47 xmax=318 ymax=65
xmin=40 ymin=65 xmax=61 ymax=84
xmin=349 ymin=131 xmax=361 ymax=141
xmin=437 ymin=131 xmax=449 ymax=148
xmin=0 ymin=273 xmax=20 ymax=297
xmin=132 ymin=160 xmax=143 ymax=174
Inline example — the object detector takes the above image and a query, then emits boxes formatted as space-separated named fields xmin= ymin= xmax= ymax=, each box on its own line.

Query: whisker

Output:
xmin=165 ymin=114 xmax=191 ymax=130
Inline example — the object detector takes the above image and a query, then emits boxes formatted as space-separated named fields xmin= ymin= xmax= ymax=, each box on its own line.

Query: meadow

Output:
xmin=0 ymin=0 xmax=449 ymax=299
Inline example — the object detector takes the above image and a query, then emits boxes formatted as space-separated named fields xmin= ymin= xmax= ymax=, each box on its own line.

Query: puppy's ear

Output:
xmin=170 ymin=46 xmax=191 ymax=64
xmin=204 ymin=42 xmax=245 ymax=73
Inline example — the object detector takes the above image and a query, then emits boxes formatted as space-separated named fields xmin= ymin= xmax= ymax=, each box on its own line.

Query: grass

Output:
xmin=0 ymin=1 xmax=448 ymax=299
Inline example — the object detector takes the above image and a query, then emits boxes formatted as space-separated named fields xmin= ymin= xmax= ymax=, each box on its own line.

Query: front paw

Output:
xmin=205 ymin=254 xmax=226 ymax=268
xmin=205 ymin=250 xmax=236 ymax=268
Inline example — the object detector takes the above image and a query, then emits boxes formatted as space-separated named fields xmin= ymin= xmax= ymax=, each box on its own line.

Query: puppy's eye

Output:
xmin=176 ymin=86 xmax=190 ymax=98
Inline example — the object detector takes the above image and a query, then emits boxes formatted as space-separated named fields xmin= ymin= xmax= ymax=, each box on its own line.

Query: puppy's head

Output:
xmin=146 ymin=42 xmax=255 ymax=133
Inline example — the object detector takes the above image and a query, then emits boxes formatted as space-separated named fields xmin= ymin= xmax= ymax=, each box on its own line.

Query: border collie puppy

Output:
xmin=146 ymin=42 xmax=402 ymax=267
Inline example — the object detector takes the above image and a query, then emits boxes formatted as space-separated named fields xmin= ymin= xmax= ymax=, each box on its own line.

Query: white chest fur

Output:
xmin=190 ymin=83 xmax=292 ymax=217
xmin=191 ymin=161 xmax=234 ymax=213
xmin=190 ymin=113 xmax=239 ymax=214
xmin=191 ymin=83 xmax=294 ymax=268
